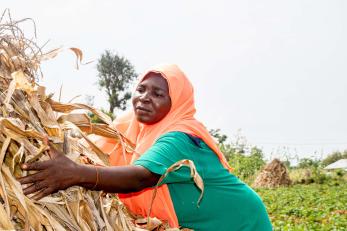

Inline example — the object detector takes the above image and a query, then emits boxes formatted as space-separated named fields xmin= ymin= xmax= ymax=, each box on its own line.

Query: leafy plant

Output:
xmin=256 ymin=184 xmax=347 ymax=230
xmin=297 ymin=158 xmax=321 ymax=169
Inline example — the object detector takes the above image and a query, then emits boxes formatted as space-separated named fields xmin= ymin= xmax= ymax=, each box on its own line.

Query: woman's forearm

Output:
xmin=75 ymin=165 xmax=160 ymax=193
xmin=19 ymin=141 xmax=161 ymax=199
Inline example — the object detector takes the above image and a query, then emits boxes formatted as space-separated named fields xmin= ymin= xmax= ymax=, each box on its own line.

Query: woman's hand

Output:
xmin=18 ymin=139 xmax=80 ymax=200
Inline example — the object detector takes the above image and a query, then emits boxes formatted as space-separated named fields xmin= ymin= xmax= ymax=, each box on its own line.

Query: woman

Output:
xmin=19 ymin=64 xmax=272 ymax=230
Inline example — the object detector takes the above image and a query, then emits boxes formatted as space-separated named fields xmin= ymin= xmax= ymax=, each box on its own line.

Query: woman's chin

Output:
xmin=136 ymin=115 xmax=154 ymax=124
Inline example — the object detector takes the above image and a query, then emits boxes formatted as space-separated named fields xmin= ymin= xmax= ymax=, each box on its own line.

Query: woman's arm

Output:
xmin=18 ymin=142 xmax=160 ymax=200
xmin=77 ymin=165 xmax=160 ymax=193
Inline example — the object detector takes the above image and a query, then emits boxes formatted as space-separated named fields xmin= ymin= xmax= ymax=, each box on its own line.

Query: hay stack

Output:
xmin=0 ymin=10 xmax=175 ymax=231
xmin=252 ymin=159 xmax=291 ymax=188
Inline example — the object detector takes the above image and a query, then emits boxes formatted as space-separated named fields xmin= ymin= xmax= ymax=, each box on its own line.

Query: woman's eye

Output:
xmin=137 ymin=87 xmax=145 ymax=93
xmin=154 ymin=92 xmax=164 ymax=97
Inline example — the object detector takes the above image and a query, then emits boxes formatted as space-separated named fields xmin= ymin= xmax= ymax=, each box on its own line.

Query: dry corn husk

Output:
xmin=252 ymin=159 xmax=292 ymax=188
xmin=0 ymin=10 xmax=185 ymax=231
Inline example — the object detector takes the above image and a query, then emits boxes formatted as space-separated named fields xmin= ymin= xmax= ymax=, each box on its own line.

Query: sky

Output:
xmin=3 ymin=0 xmax=347 ymax=163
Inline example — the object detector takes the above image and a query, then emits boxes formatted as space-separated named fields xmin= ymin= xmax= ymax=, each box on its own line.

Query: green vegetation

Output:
xmin=86 ymin=50 xmax=137 ymax=122
xmin=225 ymin=146 xmax=265 ymax=183
xmin=209 ymin=129 xmax=347 ymax=230
xmin=257 ymin=184 xmax=347 ymax=230
xmin=96 ymin=50 xmax=137 ymax=113
xmin=321 ymin=151 xmax=347 ymax=167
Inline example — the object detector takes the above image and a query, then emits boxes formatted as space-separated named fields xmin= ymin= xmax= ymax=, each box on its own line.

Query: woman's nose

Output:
xmin=139 ymin=91 xmax=150 ymax=103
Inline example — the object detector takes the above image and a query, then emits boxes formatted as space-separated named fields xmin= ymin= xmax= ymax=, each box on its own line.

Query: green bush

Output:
xmin=225 ymin=146 xmax=265 ymax=183
xmin=289 ymin=167 xmax=347 ymax=185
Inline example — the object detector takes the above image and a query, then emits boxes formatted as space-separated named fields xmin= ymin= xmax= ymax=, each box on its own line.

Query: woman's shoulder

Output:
xmin=155 ymin=131 xmax=205 ymax=153
xmin=157 ymin=131 xmax=195 ymax=144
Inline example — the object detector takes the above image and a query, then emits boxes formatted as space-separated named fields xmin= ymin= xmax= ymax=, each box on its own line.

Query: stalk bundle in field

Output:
xmin=252 ymin=159 xmax=292 ymax=188
xmin=0 ymin=11 xmax=169 ymax=231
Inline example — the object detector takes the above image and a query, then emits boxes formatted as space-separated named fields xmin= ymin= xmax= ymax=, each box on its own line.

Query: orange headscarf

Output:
xmin=94 ymin=64 xmax=231 ymax=227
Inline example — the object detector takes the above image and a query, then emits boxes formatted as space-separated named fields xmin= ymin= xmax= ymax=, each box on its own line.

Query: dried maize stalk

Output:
xmin=0 ymin=10 xmax=172 ymax=231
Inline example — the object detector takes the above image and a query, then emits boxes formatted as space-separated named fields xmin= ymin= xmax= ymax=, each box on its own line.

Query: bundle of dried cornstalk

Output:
xmin=0 ymin=11 xmax=176 ymax=231
xmin=252 ymin=159 xmax=292 ymax=188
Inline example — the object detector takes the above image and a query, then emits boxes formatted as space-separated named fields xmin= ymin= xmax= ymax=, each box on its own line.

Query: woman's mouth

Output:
xmin=136 ymin=106 xmax=151 ymax=113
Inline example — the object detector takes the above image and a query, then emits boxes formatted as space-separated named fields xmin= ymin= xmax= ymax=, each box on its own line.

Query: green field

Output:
xmin=256 ymin=183 xmax=347 ymax=231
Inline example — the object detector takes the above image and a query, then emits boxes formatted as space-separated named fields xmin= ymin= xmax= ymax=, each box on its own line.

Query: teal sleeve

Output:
xmin=133 ymin=132 xmax=194 ymax=185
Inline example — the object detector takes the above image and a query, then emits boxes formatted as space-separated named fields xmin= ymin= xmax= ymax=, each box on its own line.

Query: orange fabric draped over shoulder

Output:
xmin=94 ymin=64 xmax=232 ymax=228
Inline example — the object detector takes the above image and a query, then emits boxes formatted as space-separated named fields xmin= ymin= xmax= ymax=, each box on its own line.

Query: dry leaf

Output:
xmin=69 ymin=47 xmax=83 ymax=69
xmin=0 ymin=11 xmax=179 ymax=231
xmin=38 ymin=47 xmax=63 ymax=61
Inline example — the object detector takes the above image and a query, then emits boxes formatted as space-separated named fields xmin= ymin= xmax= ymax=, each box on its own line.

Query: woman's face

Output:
xmin=132 ymin=73 xmax=172 ymax=124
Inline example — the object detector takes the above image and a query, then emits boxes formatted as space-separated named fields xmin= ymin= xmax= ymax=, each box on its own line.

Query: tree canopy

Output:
xmin=96 ymin=50 xmax=137 ymax=113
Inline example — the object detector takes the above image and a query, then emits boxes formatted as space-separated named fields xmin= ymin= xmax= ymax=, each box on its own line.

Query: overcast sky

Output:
xmin=3 ymin=0 xmax=347 ymax=162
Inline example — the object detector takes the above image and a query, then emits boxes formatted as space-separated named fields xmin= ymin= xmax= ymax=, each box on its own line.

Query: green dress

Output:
xmin=134 ymin=131 xmax=272 ymax=231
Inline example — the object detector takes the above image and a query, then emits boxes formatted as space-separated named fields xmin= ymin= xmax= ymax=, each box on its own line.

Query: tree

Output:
xmin=227 ymin=146 xmax=265 ymax=181
xmin=298 ymin=158 xmax=320 ymax=169
xmin=97 ymin=50 xmax=137 ymax=113
xmin=210 ymin=129 xmax=266 ymax=182
xmin=209 ymin=128 xmax=228 ymax=145
xmin=249 ymin=146 xmax=266 ymax=170
xmin=321 ymin=150 xmax=347 ymax=167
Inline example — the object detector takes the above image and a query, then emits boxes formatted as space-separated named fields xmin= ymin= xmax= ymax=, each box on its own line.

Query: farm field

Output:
xmin=256 ymin=183 xmax=347 ymax=231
